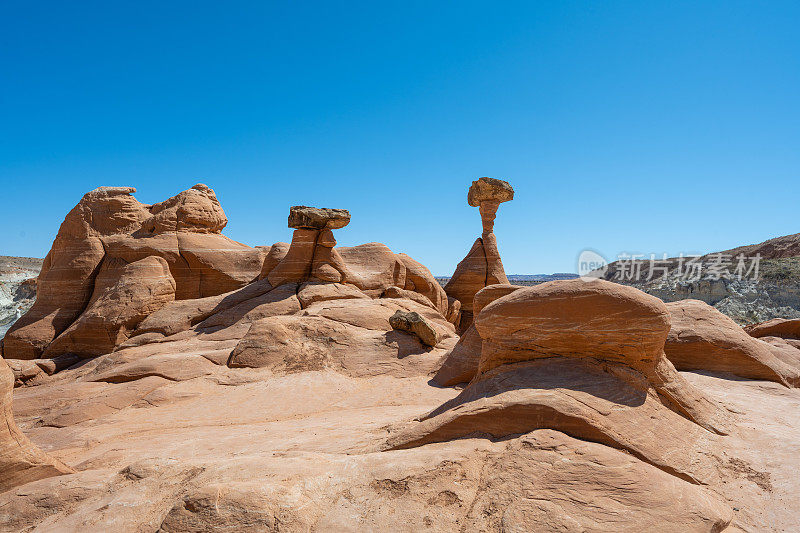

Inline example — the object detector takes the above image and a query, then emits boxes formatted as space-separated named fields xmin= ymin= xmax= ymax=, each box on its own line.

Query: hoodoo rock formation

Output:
xmin=393 ymin=280 xmax=732 ymax=475
xmin=2 ymin=185 xmax=264 ymax=360
xmin=266 ymin=206 xmax=351 ymax=286
xmin=444 ymin=177 xmax=513 ymax=333
xmin=2 ymin=182 xmax=800 ymax=531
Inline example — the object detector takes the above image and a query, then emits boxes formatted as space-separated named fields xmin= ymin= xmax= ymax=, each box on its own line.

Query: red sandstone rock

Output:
xmin=758 ymin=336 xmax=800 ymax=372
xmin=444 ymin=178 xmax=513 ymax=333
xmin=391 ymin=279 xmax=730 ymax=482
xmin=745 ymin=317 xmax=800 ymax=340
xmin=389 ymin=310 xmax=441 ymax=347
xmin=257 ymin=242 xmax=289 ymax=280
xmin=1 ymin=357 xmax=73 ymax=492
xmin=4 ymin=186 xmax=799 ymax=531
xmin=433 ymin=284 xmax=523 ymax=386
xmin=226 ymin=296 xmax=455 ymax=376
xmin=397 ymin=253 xmax=450 ymax=317
xmin=194 ymin=283 xmax=301 ymax=331
xmin=133 ymin=279 xmax=275 ymax=338
xmin=337 ymin=242 xmax=406 ymax=295
xmin=297 ymin=281 xmax=370 ymax=308
xmin=432 ymin=323 xmax=483 ymax=386
xmin=476 ymin=279 xmax=670 ymax=375
xmin=444 ymin=239 xmax=487 ymax=317
xmin=4 ymin=185 xmax=263 ymax=360
xmin=44 ymin=256 xmax=176 ymax=358
xmin=665 ymin=300 xmax=800 ymax=386
xmin=473 ymin=283 xmax=522 ymax=315
xmin=267 ymin=229 xmax=318 ymax=286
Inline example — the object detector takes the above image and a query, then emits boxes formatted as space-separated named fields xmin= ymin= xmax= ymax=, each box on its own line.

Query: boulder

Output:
xmin=665 ymin=300 xmax=800 ymax=386
xmin=389 ymin=311 xmax=441 ymax=347
xmin=288 ymin=206 xmax=350 ymax=230
xmin=467 ymin=177 xmax=514 ymax=207
xmin=1 ymin=357 xmax=73 ymax=492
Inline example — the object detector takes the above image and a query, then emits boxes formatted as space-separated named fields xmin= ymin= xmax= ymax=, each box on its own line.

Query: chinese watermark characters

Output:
xmin=578 ymin=251 xmax=761 ymax=282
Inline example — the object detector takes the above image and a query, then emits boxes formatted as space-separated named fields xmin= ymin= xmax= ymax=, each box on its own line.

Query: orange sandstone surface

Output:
xmin=2 ymin=181 xmax=800 ymax=532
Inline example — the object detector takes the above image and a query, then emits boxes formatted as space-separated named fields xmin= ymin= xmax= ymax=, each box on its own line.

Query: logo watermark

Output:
xmin=577 ymin=249 xmax=608 ymax=280
xmin=576 ymin=251 xmax=761 ymax=283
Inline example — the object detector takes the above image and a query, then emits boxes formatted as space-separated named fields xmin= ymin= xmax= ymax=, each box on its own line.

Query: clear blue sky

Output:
xmin=1 ymin=1 xmax=798 ymax=275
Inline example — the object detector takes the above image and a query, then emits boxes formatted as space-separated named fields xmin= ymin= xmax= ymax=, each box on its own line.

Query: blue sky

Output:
xmin=1 ymin=1 xmax=798 ymax=275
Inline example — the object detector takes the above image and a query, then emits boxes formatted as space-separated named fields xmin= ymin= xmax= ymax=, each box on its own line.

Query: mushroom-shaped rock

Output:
xmin=388 ymin=279 xmax=731 ymax=477
xmin=468 ymin=177 xmax=514 ymax=235
xmin=288 ymin=206 xmax=350 ymax=230
xmin=270 ymin=207 xmax=353 ymax=287
xmin=389 ymin=310 xmax=441 ymax=347
xmin=445 ymin=177 xmax=514 ymax=333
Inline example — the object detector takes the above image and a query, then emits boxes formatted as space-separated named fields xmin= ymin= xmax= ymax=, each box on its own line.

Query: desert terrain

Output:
xmin=2 ymin=180 xmax=800 ymax=532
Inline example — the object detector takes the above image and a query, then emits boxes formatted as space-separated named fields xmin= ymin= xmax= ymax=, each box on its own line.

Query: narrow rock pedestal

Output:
xmin=267 ymin=206 xmax=353 ymax=287
xmin=444 ymin=177 xmax=514 ymax=333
